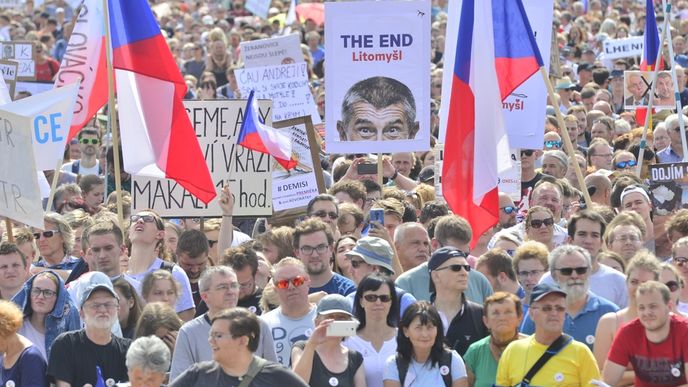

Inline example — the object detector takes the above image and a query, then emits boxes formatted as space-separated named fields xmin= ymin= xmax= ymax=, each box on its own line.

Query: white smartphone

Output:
xmin=326 ymin=321 xmax=359 ymax=337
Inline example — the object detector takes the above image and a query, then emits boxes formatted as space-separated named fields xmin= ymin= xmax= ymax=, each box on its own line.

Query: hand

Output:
xmin=219 ymin=184 xmax=234 ymax=216
xmin=381 ymin=156 xmax=396 ymax=178
xmin=368 ymin=221 xmax=392 ymax=244
xmin=307 ymin=318 xmax=334 ymax=347
xmin=162 ymin=330 xmax=178 ymax=352
xmin=342 ymin=157 xmax=365 ymax=181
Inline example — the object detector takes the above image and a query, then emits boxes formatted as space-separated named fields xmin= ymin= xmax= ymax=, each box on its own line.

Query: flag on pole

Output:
xmin=54 ymin=0 xmax=108 ymax=141
xmin=637 ymin=0 xmax=662 ymax=127
xmin=441 ymin=0 xmax=543 ymax=247
xmin=109 ymin=0 xmax=216 ymax=204
xmin=238 ymin=90 xmax=297 ymax=170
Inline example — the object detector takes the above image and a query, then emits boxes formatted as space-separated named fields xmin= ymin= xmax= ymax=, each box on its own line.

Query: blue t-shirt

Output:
xmin=0 ymin=345 xmax=47 ymax=387
xmin=384 ymin=350 xmax=467 ymax=384
xmin=309 ymin=273 xmax=356 ymax=296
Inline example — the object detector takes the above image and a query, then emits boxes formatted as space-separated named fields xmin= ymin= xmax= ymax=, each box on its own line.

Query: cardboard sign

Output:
xmin=0 ymin=41 xmax=35 ymax=80
xmin=0 ymin=108 xmax=43 ymax=228
xmin=240 ymin=34 xmax=303 ymax=67
xmin=0 ymin=59 xmax=17 ymax=97
xmin=499 ymin=150 xmax=522 ymax=201
xmin=132 ymin=100 xmax=274 ymax=217
xmin=649 ymin=162 xmax=688 ymax=215
xmin=603 ymin=36 xmax=643 ymax=59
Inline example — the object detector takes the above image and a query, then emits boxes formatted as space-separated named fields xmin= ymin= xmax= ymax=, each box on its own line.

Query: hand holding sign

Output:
xmin=219 ymin=184 xmax=235 ymax=217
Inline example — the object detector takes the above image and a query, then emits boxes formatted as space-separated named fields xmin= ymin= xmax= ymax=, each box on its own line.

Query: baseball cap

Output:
xmin=316 ymin=294 xmax=353 ymax=316
xmin=428 ymin=246 xmax=467 ymax=271
xmin=530 ymin=283 xmax=567 ymax=304
xmin=610 ymin=69 xmax=624 ymax=79
xmin=345 ymin=237 xmax=395 ymax=274
xmin=418 ymin=166 xmax=435 ymax=184
xmin=77 ymin=272 xmax=119 ymax=308
xmin=554 ymin=76 xmax=576 ymax=90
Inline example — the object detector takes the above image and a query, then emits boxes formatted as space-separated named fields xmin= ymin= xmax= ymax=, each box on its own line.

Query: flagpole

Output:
xmin=45 ymin=159 xmax=63 ymax=212
xmin=102 ymin=0 xmax=124 ymax=228
xmin=539 ymin=67 xmax=592 ymax=206
xmin=4 ymin=218 xmax=13 ymax=243
xmin=636 ymin=0 xmax=673 ymax=174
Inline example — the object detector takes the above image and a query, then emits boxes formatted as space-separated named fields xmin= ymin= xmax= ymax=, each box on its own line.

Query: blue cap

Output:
xmin=530 ymin=283 xmax=567 ymax=304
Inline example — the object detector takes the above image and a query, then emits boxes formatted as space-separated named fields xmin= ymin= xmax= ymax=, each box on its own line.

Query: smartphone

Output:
xmin=357 ymin=163 xmax=377 ymax=175
xmin=326 ymin=320 xmax=359 ymax=337
xmin=369 ymin=208 xmax=385 ymax=226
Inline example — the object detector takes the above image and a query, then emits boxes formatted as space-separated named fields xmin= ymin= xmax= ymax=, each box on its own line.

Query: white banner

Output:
xmin=0 ymin=0 xmax=22 ymax=8
xmin=0 ymin=108 xmax=43 ymax=228
xmin=324 ymin=0 xmax=431 ymax=154
xmin=603 ymin=36 xmax=643 ymax=59
xmin=245 ymin=0 xmax=271 ymax=19
xmin=240 ymin=34 xmax=303 ymax=68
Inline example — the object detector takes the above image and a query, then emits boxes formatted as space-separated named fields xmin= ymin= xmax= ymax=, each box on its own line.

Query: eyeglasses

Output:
xmin=521 ymin=150 xmax=534 ymax=157
xmin=312 ymin=210 xmax=338 ymax=220
xmin=130 ymin=214 xmax=156 ymax=223
xmin=613 ymin=234 xmax=641 ymax=243
xmin=299 ymin=244 xmax=329 ymax=255
xmin=434 ymin=264 xmax=471 ymax=272
xmin=544 ymin=140 xmax=562 ymax=149
xmin=209 ymin=332 xmax=237 ymax=341
xmin=529 ymin=218 xmax=554 ymax=228
xmin=79 ymin=138 xmax=100 ymax=145
xmin=84 ymin=301 xmax=119 ymax=311
xmin=673 ymin=257 xmax=688 ymax=266
xmin=615 ymin=160 xmax=637 ymax=169
xmin=208 ymin=240 xmax=218 ymax=248
xmin=275 ymin=275 xmax=306 ymax=289
xmin=33 ymin=230 xmax=60 ymax=239
xmin=665 ymin=280 xmax=680 ymax=292
xmin=500 ymin=206 xmax=516 ymax=214
xmin=350 ymin=259 xmax=366 ymax=269
xmin=555 ymin=266 xmax=589 ymax=276
xmin=518 ymin=269 xmax=545 ymax=278
xmin=531 ymin=305 xmax=567 ymax=313
xmin=31 ymin=287 xmax=57 ymax=298
xmin=212 ymin=282 xmax=240 ymax=292
xmin=363 ymin=294 xmax=392 ymax=303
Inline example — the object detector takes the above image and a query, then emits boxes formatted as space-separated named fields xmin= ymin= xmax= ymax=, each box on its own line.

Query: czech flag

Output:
xmin=441 ymin=0 xmax=542 ymax=247
xmin=238 ymin=90 xmax=297 ymax=170
xmin=637 ymin=0 xmax=662 ymax=125
xmin=109 ymin=0 xmax=216 ymax=204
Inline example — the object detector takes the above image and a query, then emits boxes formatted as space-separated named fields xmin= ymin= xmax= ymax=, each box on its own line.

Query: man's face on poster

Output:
xmin=337 ymin=101 xmax=419 ymax=141
xmin=627 ymin=74 xmax=646 ymax=100
xmin=656 ymin=74 xmax=673 ymax=100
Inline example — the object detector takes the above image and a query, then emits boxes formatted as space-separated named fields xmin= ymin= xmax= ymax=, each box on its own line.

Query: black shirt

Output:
xmin=292 ymin=341 xmax=363 ymax=387
xmin=440 ymin=296 xmax=489 ymax=356
xmin=48 ymin=329 xmax=131 ymax=386
xmin=170 ymin=359 xmax=308 ymax=387
xmin=238 ymin=288 xmax=263 ymax=315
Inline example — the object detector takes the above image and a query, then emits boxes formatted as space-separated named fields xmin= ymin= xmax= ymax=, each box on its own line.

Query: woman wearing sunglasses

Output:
xmin=660 ymin=263 xmax=686 ymax=316
xmin=671 ymin=237 xmax=688 ymax=316
xmin=593 ymin=253 xmax=661 ymax=384
xmin=524 ymin=206 xmax=555 ymax=251
xmin=11 ymin=271 xmax=80 ymax=361
xmin=345 ymin=274 xmax=399 ymax=387
xmin=612 ymin=151 xmax=638 ymax=172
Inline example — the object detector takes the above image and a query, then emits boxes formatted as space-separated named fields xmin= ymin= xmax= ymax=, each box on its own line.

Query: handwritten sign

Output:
xmin=132 ymin=100 xmax=274 ymax=217
xmin=240 ymin=34 xmax=303 ymax=67
xmin=235 ymin=62 xmax=321 ymax=124
xmin=0 ymin=59 xmax=17 ymax=98
xmin=0 ymin=41 xmax=35 ymax=80
xmin=603 ymin=36 xmax=643 ymax=59
xmin=0 ymin=0 xmax=21 ymax=8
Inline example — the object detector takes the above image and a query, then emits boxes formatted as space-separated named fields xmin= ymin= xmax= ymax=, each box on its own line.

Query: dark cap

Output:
xmin=428 ymin=247 xmax=467 ymax=271
xmin=418 ymin=166 xmax=434 ymax=184
xmin=530 ymin=283 xmax=567 ymax=304
xmin=577 ymin=62 xmax=592 ymax=73
xmin=610 ymin=69 xmax=623 ymax=79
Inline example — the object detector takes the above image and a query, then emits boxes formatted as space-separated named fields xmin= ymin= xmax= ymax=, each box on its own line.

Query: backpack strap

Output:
xmin=396 ymin=353 xmax=410 ymax=386
xmin=71 ymin=160 xmax=80 ymax=174
xmin=159 ymin=260 xmax=175 ymax=272
xmin=237 ymin=356 xmax=268 ymax=387
xmin=440 ymin=349 xmax=453 ymax=387
xmin=520 ymin=334 xmax=572 ymax=386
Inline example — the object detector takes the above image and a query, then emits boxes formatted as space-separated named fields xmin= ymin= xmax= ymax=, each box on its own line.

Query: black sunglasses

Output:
xmin=665 ymin=281 xmax=680 ymax=292
xmin=33 ymin=230 xmax=60 ymax=239
xmin=555 ymin=266 xmax=589 ymax=276
xmin=521 ymin=150 xmax=534 ymax=157
xmin=615 ymin=160 xmax=637 ymax=169
xmin=529 ymin=218 xmax=554 ymax=228
xmin=434 ymin=264 xmax=471 ymax=272
xmin=363 ymin=294 xmax=392 ymax=303
xmin=313 ymin=210 xmax=338 ymax=220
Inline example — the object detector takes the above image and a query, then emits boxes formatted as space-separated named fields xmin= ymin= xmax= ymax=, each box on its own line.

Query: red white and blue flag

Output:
xmin=238 ymin=90 xmax=297 ymax=170
xmin=109 ymin=0 xmax=216 ymax=204
xmin=441 ymin=0 xmax=542 ymax=246
xmin=637 ymin=0 xmax=662 ymax=125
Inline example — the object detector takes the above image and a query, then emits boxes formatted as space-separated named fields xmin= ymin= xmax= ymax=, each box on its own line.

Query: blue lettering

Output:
xmin=49 ymin=112 xmax=63 ymax=142
xmin=33 ymin=115 xmax=49 ymax=144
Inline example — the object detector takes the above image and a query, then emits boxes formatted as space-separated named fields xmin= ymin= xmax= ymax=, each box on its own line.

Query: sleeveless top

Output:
xmin=294 ymin=341 xmax=363 ymax=387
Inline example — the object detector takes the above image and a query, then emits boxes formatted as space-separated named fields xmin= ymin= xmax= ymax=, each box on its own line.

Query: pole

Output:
xmin=377 ymin=153 xmax=383 ymax=186
xmin=102 ymin=0 xmax=125 ymax=228
xmin=45 ymin=159 xmax=63 ymax=212
xmin=539 ymin=67 xmax=592 ymax=206
xmin=4 ymin=219 xmax=13 ymax=243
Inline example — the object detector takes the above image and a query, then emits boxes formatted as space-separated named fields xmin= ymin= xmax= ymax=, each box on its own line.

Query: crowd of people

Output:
xmin=4 ymin=0 xmax=688 ymax=386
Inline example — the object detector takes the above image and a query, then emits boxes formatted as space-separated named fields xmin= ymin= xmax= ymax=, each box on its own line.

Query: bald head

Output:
xmin=584 ymin=173 xmax=612 ymax=205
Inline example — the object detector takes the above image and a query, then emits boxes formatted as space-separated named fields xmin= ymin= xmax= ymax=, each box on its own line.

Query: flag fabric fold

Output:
xmin=637 ymin=0 xmax=662 ymax=127
xmin=108 ymin=0 xmax=216 ymax=204
xmin=238 ymin=90 xmax=297 ymax=170
xmin=442 ymin=0 xmax=542 ymax=246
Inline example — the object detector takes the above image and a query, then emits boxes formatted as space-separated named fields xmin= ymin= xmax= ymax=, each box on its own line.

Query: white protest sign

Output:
xmin=246 ymin=0 xmax=271 ymax=19
xmin=0 ymin=108 xmax=43 ymax=228
xmin=240 ymin=34 xmax=303 ymax=67
xmin=324 ymin=0 xmax=431 ymax=154
xmin=0 ymin=41 xmax=35 ymax=80
xmin=132 ymin=100 xmax=274 ymax=217
xmin=603 ymin=36 xmax=643 ymax=59
xmin=235 ymin=62 xmax=321 ymax=124
xmin=0 ymin=0 xmax=22 ymax=8
xmin=2 ymin=82 xmax=79 ymax=170
xmin=0 ymin=59 xmax=17 ymax=99
xmin=498 ymin=150 xmax=521 ymax=201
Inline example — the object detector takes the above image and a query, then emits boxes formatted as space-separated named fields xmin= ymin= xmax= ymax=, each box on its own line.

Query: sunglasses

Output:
xmin=363 ymin=294 xmax=392 ymax=303
xmin=665 ymin=281 xmax=680 ymax=292
xmin=275 ymin=275 xmax=306 ymax=289
xmin=434 ymin=264 xmax=471 ymax=272
xmin=521 ymin=150 xmax=534 ymax=157
xmin=313 ymin=211 xmax=338 ymax=220
xmin=544 ymin=140 xmax=562 ymax=149
xmin=529 ymin=218 xmax=554 ymax=228
xmin=33 ymin=230 xmax=61 ymax=239
xmin=555 ymin=266 xmax=589 ymax=276
xmin=79 ymin=138 xmax=100 ymax=145
xmin=501 ymin=206 xmax=516 ymax=214
xmin=350 ymin=259 xmax=366 ymax=269
xmin=614 ymin=160 xmax=637 ymax=169
xmin=130 ymin=214 xmax=156 ymax=223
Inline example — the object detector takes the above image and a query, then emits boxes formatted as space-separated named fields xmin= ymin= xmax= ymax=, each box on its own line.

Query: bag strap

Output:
xmin=237 ymin=356 xmax=268 ymax=387
xmin=520 ymin=334 xmax=572 ymax=385
xmin=396 ymin=353 xmax=410 ymax=386
xmin=71 ymin=160 xmax=80 ymax=174
xmin=440 ymin=349 xmax=453 ymax=387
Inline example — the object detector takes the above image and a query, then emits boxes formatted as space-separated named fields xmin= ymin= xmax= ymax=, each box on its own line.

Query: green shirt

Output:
xmin=463 ymin=335 xmax=497 ymax=387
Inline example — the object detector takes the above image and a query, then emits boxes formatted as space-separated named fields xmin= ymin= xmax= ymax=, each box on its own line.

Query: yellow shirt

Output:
xmin=495 ymin=335 xmax=600 ymax=386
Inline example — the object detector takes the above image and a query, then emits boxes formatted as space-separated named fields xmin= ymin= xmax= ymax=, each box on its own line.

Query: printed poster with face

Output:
xmin=324 ymin=0 xmax=431 ymax=154
xmin=624 ymin=70 xmax=676 ymax=109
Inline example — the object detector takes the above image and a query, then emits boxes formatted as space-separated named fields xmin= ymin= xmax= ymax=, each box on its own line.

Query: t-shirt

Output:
xmin=239 ymin=288 xmax=263 ymax=315
xmin=19 ymin=318 xmax=47 ymax=360
xmin=496 ymin=335 xmax=600 ymax=386
xmin=309 ymin=272 xmax=356 ymax=296
xmin=170 ymin=359 xmax=308 ymax=387
xmin=293 ymin=341 xmax=363 ymax=387
xmin=383 ymin=350 xmax=467 ymax=385
xmin=608 ymin=315 xmax=688 ymax=386
xmin=260 ymin=306 xmax=317 ymax=366
xmin=128 ymin=257 xmax=195 ymax=313
xmin=47 ymin=330 xmax=131 ymax=386
xmin=344 ymin=334 xmax=397 ymax=387
xmin=463 ymin=335 xmax=498 ymax=387
xmin=0 ymin=345 xmax=47 ymax=387
xmin=60 ymin=160 xmax=101 ymax=176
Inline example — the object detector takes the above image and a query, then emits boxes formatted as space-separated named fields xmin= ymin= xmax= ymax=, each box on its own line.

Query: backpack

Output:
xmin=159 ymin=260 xmax=175 ymax=272
xmin=71 ymin=160 xmax=104 ymax=175
xmin=396 ymin=348 xmax=453 ymax=387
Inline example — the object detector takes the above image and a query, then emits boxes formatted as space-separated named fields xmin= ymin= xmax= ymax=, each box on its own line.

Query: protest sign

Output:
xmin=240 ymin=34 xmax=303 ymax=67
xmin=0 ymin=0 xmax=21 ymax=8
xmin=649 ymin=162 xmax=688 ymax=215
xmin=324 ymin=0 xmax=430 ymax=154
xmin=246 ymin=0 xmax=271 ymax=19
xmin=0 ymin=59 xmax=17 ymax=97
xmin=603 ymin=36 xmax=643 ymax=59
xmin=624 ymin=70 xmax=675 ymax=109
xmin=235 ymin=62 xmax=321 ymax=124
xmin=0 ymin=41 xmax=35 ymax=80
xmin=433 ymin=143 xmax=443 ymax=200
xmin=132 ymin=99 xmax=274 ymax=218
xmin=499 ymin=150 xmax=522 ymax=201
xmin=0 ymin=108 xmax=43 ymax=229
xmin=2 ymin=82 xmax=79 ymax=170
xmin=271 ymin=116 xmax=325 ymax=214
xmin=15 ymin=81 xmax=52 ymax=97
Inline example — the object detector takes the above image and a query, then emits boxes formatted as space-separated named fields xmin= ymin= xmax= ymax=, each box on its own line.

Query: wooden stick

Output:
xmin=377 ymin=153 xmax=383 ymax=186
xmin=45 ymin=158 xmax=63 ymax=212
xmin=4 ymin=218 xmax=13 ymax=243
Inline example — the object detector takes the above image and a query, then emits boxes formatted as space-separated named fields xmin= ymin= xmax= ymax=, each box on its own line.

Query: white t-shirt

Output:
xmin=61 ymin=159 xmax=101 ymax=176
xmin=345 ymin=334 xmax=397 ymax=387
xmin=259 ymin=306 xmax=316 ymax=366
xmin=19 ymin=318 xmax=46 ymax=360
xmin=384 ymin=350 xmax=467 ymax=385
xmin=539 ymin=262 xmax=628 ymax=308
xmin=128 ymin=257 xmax=195 ymax=313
